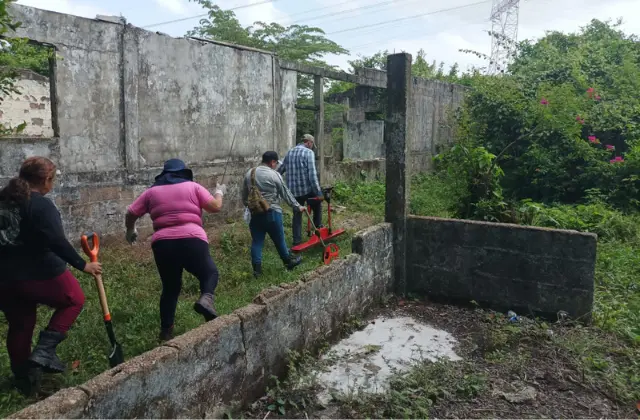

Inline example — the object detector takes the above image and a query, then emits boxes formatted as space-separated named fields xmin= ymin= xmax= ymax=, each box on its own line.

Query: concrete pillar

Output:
xmin=314 ymin=75 xmax=325 ymax=185
xmin=384 ymin=53 xmax=412 ymax=296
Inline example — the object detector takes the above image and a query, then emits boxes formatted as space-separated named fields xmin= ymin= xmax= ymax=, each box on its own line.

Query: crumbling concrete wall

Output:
xmin=409 ymin=78 xmax=466 ymax=172
xmin=328 ymin=72 xmax=466 ymax=170
xmin=1 ymin=4 xmax=297 ymax=241
xmin=406 ymin=216 xmax=596 ymax=320
xmin=0 ymin=70 xmax=54 ymax=137
xmin=11 ymin=223 xmax=393 ymax=419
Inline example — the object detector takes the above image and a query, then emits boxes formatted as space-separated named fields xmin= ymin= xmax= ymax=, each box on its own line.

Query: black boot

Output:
xmin=159 ymin=326 xmax=174 ymax=342
xmin=285 ymin=255 xmax=302 ymax=271
xmin=193 ymin=293 xmax=217 ymax=322
xmin=29 ymin=330 xmax=67 ymax=373
xmin=12 ymin=363 xmax=42 ymax=397
xmin=252 ymin=263 xmax=262 ymax=278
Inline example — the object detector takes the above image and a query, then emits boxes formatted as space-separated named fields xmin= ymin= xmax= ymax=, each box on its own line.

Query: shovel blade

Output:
xmin=108 ymin=342 xmax=124 ymax=367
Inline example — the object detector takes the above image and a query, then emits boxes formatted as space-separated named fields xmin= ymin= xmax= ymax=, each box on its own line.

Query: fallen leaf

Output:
xmin=71 ymin=360 xmax=81 ymax=372
xmin=398 ymin=299 xmax=406 ymax=306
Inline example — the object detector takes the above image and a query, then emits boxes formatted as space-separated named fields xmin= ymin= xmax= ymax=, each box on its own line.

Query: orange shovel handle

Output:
xmin=81 ymin=232 xmax=100 ymax=263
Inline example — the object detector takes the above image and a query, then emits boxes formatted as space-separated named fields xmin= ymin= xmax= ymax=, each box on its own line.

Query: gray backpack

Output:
xmin=0 ymin=201 xmax=22 ymax=246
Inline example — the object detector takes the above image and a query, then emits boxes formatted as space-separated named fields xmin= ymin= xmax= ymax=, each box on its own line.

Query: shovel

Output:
xmin=80 ymin=232 xmax=125 ymax=367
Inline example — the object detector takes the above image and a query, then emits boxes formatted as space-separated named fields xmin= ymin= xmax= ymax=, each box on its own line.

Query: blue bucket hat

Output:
xmin=153 ymin=158 xmax=193 ymax=186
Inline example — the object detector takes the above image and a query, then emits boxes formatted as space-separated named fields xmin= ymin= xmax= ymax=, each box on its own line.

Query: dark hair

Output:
xmin=262 ymin=151 xmax=279 ymax=164
xmin=0 ymin=157 xmax=56 ymax=205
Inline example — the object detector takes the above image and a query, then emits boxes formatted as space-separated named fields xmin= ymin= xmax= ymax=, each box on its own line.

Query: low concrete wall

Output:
xmin=12 ymin=223 xmax=393 ymax=419
xmin=407 ymin=216 xmax=596 ymax=320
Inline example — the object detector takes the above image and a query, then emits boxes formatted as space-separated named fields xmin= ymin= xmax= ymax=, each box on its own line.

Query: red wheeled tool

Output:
xmin=291 ymin=186 xmax=345 ymax=265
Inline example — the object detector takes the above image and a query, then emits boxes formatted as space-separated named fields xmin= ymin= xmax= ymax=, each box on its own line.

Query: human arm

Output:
xmin=277 ymin=154 xmax=287 ymax=175
xmin=241 ymin=172 xmax=249 ymax=207
xmin=274 ymin=171 xmax=304 ymax=212
xmin=197 ymin=183 xmax=223 ymax=213
xmin=307 ymin=150 xmax=322 ymax=196
xmin=32 ymin=197 xmax=101 ymax=275
xmin=124 ymin=189 xmax=151 ymax=244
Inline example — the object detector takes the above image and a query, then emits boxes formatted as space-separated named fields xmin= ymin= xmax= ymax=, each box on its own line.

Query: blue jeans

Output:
xmin=249 ymin=210 xmax=291 ymax=265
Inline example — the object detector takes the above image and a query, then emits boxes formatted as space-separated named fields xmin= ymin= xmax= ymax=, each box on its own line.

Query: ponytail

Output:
xmin=0 ymin=177 xmax=31 ymax=205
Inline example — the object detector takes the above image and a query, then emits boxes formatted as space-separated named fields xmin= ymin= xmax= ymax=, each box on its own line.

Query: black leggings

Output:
xmin=151 ymin=238 xmax=219 ymax=329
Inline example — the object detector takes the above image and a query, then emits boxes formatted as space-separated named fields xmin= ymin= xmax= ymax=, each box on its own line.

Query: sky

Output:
xmin=15 ymin=0 xmax=640 ymax=73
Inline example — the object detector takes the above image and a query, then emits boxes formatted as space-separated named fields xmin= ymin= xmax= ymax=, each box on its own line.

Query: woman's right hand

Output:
xmin=83 ymin=262 xmax=102 ymax=276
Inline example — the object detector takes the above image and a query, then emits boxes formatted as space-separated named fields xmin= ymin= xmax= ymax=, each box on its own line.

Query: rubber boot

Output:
xmin=29 ymin=330 xmax=67 ymax=373
xmin=12 ymin=363 xmax=42 ymax=397
xmin=285 ymin=255 xmax=302 ymax=271
xmin=193 ymin=293 xmax=217 ymax=322
xmin=252 ymin=263 xmax=262 ymax=278
xmin=159 ymin=326 xmax=174 ymax=342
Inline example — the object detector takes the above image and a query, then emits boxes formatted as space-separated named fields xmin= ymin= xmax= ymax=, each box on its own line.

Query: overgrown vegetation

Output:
xmin=0 ymin=215 xmax=356 ymax=417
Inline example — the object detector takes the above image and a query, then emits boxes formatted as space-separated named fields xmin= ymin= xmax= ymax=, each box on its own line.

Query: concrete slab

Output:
xmin=315 ymin=316 xmax=461 ymax=403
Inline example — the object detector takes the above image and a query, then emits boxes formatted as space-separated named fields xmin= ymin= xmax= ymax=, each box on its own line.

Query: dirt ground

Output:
xmin=240 ymin=297 xmax=638 ymax=419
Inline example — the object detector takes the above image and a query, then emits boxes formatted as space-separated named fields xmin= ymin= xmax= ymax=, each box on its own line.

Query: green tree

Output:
xmin=452 ymin=19 xmax=640 ymax=209
xmin=0 ymin=0 xmax=26 ymax=136
xmin=0 ymin=37 xmax=52 ymax=76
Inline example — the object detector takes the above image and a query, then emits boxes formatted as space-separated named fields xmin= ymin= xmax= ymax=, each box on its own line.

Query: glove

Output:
xmin=214 ymin=183 xmax=227 ymax=196
xmin=125 ymin=228 xmax=138 ymax=245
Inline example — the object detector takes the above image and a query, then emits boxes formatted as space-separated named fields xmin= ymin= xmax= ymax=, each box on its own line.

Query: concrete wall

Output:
xmin=344 ymin=121 xmax=384 ymax=160
xmin=330 ymin=75 xmax=466 ymax=170
xmin=407 ymin=216 xmax=596 ymax=320
xmin=11 ymin=223 xmax=393 ymax=419
xmin=0 ymin=70 xmax=54 ymax=137
xmin=1 ymin=5 xmax=297 ymax=240
xmin=409 ymin=78 xmax=466 ymax=172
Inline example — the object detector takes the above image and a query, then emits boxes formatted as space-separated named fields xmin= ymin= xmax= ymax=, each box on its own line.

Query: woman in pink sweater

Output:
xmin=124 ymin=159 xmax=225 ymax=341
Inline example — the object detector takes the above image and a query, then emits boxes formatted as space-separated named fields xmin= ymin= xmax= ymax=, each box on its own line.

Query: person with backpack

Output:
xmin=0 ymin=157 xmax=102 ymax=396
xmin=124 ymin=158 xmax=226 ymax=342
xmin=243 ymin=151 xmax=306 ymax=278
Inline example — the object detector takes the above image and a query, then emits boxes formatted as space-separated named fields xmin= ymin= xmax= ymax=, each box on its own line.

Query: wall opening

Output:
xmin=0 ymin=39 xmax=57 ymax=138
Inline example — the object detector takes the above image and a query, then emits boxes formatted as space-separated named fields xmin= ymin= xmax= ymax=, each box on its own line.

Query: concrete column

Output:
xmin=314 ymin=75 xmax=325 ymax=185
xmin=384 ymin=53 xmax=412 ymax=296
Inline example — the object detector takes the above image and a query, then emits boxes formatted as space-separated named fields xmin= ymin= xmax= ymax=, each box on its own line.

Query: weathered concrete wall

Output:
xmin=2 ymin=5 xmax=297 ymax=241
xmin=344 ymin=120 xmax=384 ymax=160
xmin=12 ymin=223 xmax=393 ymax=419
xmin=0 ymin=70 xmax=54 ymax=137
xmin=407 ymin=216 xmax=596 ymax=320
xmin=328 ymin=74 xmax=466 ymax=172
xmin=409 ymin=78 xmax=466 ymax=172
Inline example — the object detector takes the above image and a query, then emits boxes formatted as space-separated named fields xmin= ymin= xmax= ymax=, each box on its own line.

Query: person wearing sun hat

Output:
xmin=124 ymin=158 xmax=226 ymax=341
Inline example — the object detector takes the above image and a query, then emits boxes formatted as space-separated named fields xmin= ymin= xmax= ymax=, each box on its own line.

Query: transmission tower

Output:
xmin=488 ymin=0 xmax=520 ymax=74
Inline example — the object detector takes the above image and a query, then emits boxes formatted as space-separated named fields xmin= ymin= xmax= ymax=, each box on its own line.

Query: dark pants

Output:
xmin=249 ymin=210 xmax=290 ymax=265
xmin=293 ymin=193 xmax=322 ymax=245
xmin=0 ymin=270 xmax=85 ymax=373
xmin=152 ymin=238 xmax=219 ymax=329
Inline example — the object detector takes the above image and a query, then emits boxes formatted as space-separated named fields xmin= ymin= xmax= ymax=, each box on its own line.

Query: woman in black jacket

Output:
xmin=0 ymin=157 xmax=101 ymax=395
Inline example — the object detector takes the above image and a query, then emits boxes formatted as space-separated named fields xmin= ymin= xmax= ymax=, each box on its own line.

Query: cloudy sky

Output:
xmin=15 ymin=0 xmax=640 ymax=72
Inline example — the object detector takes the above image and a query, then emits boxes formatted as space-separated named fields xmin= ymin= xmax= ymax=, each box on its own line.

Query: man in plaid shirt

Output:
xmin=278 ymin=134 xmax=323 ymax=246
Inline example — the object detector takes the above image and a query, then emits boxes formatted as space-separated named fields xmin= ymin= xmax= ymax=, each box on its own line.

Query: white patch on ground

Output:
xmin=315 ymin=316 xmax=461 ymax=404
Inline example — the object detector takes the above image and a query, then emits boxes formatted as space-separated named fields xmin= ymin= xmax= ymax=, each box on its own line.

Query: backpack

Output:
xmin=0 ymin=201 xmax=22 ymax=246
xmin=247 ymin=167 xmax=270 ymax=216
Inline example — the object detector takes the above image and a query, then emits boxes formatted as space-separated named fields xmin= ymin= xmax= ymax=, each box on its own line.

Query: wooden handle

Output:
xmin=93 ymin=273 xmax=111 ymax=321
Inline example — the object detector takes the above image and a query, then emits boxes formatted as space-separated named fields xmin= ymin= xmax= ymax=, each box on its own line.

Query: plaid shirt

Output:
xmin=278 ymin=144 xmax=321 ymax=197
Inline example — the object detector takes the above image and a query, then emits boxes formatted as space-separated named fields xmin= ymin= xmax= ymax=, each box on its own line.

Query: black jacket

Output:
xmin=0 ymin=192 xmax=86 ymax=282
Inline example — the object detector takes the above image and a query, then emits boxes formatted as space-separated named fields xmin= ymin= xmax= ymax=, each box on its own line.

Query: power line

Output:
xmin=344 ymin=16 xmax=491 ymax=51
xmin=327 ymin=0 xmax=492 ymax=35
xmin=141 ymin=0 xmax=277 ymax=29
xmin=288 ymin=0 xmax=413 ymax=26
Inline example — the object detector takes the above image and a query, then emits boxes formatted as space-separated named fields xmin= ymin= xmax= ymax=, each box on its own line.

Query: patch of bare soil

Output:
xmin=240 ymin=298 xmax=637 ymax=419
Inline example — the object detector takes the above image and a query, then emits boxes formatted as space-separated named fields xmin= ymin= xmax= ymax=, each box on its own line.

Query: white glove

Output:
xmin=214 ymin=183 xmax=227 ymax=197
xmin=125 ymin=228 xmax=138 ymax=245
